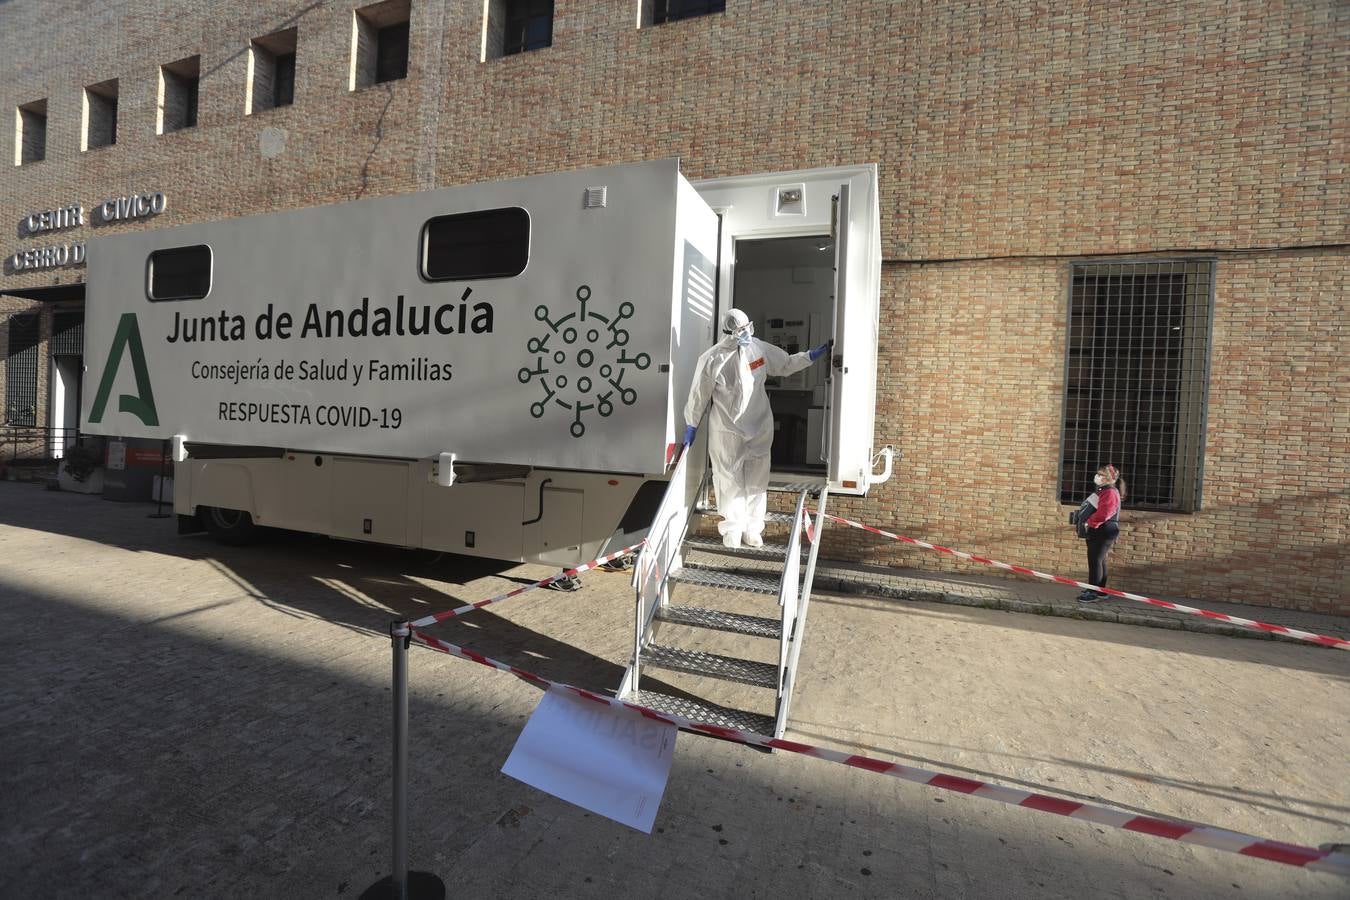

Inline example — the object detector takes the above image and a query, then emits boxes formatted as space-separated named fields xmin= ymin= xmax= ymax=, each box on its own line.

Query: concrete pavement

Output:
xmin=1 ymin=481 xmax=1346 ymax=898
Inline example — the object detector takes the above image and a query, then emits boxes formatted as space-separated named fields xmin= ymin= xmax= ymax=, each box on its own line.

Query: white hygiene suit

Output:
xmin=684 ymin=311 xmax=817 ymax=545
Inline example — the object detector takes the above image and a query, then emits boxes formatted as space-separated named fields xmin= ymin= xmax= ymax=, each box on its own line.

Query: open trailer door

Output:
xmin=823 ymin=173 xmax=881 ymax=492
xmin=694 ymin=165 xmax=883 ymax=496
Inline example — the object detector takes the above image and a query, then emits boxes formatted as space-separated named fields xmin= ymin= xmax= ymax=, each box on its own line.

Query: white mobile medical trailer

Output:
xmin=82 ymin=158 xmax=889 ymax=567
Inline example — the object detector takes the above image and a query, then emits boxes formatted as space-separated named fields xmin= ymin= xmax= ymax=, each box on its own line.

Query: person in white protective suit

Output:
xmin=683 ymin=309 xmax=832 ymax=549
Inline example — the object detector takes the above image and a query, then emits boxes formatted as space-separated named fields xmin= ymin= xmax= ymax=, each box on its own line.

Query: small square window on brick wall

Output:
xmin=83 ymin=78 xmax=118 ymax=150
xmin=158 ymin=55 xmax=200 ymax=133
xmin=483 ymin=0 xmax=553 ymax=60
xmin=640 ymin=0 xmax=726 ymax=27
xmin=248 ymin=28 xmax=298 ymax=114
xmin=350 ymin=0 xmax=410 ymax=90
xmin=14 ymin=99 xmax=47 ymax=165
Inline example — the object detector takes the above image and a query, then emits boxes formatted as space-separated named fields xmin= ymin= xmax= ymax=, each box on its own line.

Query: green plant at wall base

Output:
xmin=62 ymin=442 xmax=105 ymax=483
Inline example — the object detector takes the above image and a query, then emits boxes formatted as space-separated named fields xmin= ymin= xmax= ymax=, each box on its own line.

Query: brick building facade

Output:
xmin=2 ymin=1 xmax=1345 ymax=612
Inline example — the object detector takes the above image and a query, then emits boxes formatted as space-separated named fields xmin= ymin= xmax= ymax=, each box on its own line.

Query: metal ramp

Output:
xmin=618 ymin=447 xmax=828 ymax=740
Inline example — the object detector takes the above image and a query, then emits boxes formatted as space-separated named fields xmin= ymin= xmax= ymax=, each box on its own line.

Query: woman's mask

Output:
xmin=1093 ymin=474 xmax=1108 ymax=486
xmin=736 ymin=326 xmax=753 ymax=347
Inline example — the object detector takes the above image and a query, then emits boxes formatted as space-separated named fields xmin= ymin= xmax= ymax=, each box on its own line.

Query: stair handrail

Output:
xmin=773 ymin=487 xmax=809 ymax=737
xmin=622 ymin=434 xmax=707 ymax=699
xmin=779 ymin=487 xmax=829 ymax=730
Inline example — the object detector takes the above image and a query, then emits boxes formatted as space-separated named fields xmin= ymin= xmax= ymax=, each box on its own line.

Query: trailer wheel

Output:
xmin=201 ymin=506 xmax=259 ymax=545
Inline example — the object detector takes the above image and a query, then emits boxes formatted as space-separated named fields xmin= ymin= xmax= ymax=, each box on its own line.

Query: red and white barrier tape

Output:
xmin=409 ymin=539 xmax=646 ymax=629
xmin=406 ymin=627 xmax=1350 ymax=876
xmin=800 ymin=506 xmax=817 ymax=546
xmin=825 ymin=514 xmax=1350 ymax=651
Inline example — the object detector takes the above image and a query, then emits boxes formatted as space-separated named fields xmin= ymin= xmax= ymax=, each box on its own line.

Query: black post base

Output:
xmin=359 ymin=872 xmax=446 ymax=900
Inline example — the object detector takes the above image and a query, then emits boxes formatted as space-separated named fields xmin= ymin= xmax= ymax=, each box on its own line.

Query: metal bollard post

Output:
xmin=360 ymin=622 xmax=444 ymax=900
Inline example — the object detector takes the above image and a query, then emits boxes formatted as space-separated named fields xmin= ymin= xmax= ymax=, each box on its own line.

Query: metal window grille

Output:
xmin=5 ymin=314 xmax=40 ymax=426
xmin=503 ymin=0 xmax=553 ymax=55
xmin=655 ymin=0 xmax=726 ymax=25
xmin=1059 ymin=260 xmax=1214 ymax=512
xmin=50 ymin=312 xmax=84 ymax=357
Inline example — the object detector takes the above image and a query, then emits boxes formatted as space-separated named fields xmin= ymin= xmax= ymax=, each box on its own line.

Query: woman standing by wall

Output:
xmin=1073 ymin=465 xmax=1125 ymax=602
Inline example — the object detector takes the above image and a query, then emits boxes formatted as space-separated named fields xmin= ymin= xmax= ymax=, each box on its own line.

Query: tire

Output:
xmin=201 ymin=506 xmax=259 ymax=545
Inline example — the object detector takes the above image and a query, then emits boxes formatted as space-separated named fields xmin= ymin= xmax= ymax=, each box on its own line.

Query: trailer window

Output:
xmin=147 ymin=245 xmax=212 ymax=301
xmin=421 ymin=208 xmax=530 ymax=281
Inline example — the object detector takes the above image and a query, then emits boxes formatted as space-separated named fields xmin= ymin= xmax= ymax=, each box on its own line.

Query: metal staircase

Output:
xmin=617 ymin=446 xmax=828 ymax=739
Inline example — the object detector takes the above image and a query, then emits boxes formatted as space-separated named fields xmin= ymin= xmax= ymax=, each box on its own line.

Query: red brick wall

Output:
xmin=1 ymin=1 xmax=1345 ymax=610
xmin=826 ymin=249 xmax=1348 ymax=615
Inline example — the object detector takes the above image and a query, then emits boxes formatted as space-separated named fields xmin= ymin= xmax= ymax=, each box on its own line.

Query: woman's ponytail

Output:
xmin=1101 ymin=464 xmax=1126 ymax=501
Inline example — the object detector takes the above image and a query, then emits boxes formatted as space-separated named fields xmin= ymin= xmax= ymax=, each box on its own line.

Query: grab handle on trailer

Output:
xmin=523 ymin=478 xmax=554 ymax=526
xmin=870 ymin=445 xmax=896 ymax=485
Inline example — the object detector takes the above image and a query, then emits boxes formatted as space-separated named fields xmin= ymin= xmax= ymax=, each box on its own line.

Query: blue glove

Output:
xmin=809 ymin=341 xmax=832 ymax=362
xmin=682 ymin=425 xmax=697 ymax=446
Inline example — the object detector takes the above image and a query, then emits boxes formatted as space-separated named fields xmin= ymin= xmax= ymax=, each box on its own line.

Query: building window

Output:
xmin=158 ymin=56 xmax=200 ymax=133
xmin=248 ymin=28 xmax=298 ymax=114
xmin=1059 ymin=260 xmax=1215 ymax=512
xmin=351 ymin=0 xmax=411 ymax=90
xmin=14 ymin=100 xmax=47 ymax=166
xmin=421 ymin=208 xmax=530 ymax=281
xmin=647 ymin=0 xmax=725 ymax=26
xmin=83 ymin=79 xmax=119 ymax=150
xmin=147 ymin=245 xmax=213 ymax=301
xmin=51 ymin=312 xmax=85 ymax=357
xmin=4 ymin=314 xmax=40 ymax=426
xmin=483 ymin=0 xmax=554 ymax=61
xmin=275 ymin=53 xmax=297 ymax=107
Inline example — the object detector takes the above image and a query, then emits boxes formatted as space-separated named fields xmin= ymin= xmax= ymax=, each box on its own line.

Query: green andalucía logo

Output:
xmin=89 ymin=312 xmax=159 ymax=426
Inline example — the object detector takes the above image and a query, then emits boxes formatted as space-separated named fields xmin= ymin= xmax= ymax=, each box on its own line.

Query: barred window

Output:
xmin=50 ymin=312 xmax=84 ymax=357
xmin=1059 ymin=260 xmax=1214 ymax=511
xmin=5 ymin=314 xmax=40 ymax=426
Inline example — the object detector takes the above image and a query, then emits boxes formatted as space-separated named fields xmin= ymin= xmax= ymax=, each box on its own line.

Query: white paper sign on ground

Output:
xmin=502 ymin=689 xmax=677 ymax=833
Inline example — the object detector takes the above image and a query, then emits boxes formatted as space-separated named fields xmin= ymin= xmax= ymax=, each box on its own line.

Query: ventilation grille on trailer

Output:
xmin=584 ymin=186 xmax=607 ymax=209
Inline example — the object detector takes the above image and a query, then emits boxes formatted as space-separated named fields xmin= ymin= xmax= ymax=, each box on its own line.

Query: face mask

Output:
xmin=736 ymin=327 xmax=753 ymax=347
xmin=1094 ymin=474 xmax=1108 ymax=486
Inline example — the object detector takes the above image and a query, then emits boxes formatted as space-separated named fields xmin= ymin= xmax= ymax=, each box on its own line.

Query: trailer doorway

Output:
xmin=731 ymin=234 xmax=834 ymax=473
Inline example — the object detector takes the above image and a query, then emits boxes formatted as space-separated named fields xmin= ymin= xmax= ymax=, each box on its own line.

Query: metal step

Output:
xmin=685 ymin=534 xmax=789 ymax=561
xmin=768 ymin=479 xmax=827 ymax=495
xmin=642 ymin=644 xmax=778 ymax=689
xmin=656 ymin=604 xmax=780 ymax=638
xmin=629 ymin=689 xmax=775 ymax=737
xmin=672 ymin=564 xmax=780 ymax=596
xmin=694 ymin=506 xmax=796 ymax=525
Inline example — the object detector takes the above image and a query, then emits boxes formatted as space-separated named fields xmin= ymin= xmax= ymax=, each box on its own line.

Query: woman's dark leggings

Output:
xmin=1086 ymin=522 xmax=1120 ymax=588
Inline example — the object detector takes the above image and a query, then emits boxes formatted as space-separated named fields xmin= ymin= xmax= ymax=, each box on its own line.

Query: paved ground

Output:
xmin=1 ymin=481 xmax=1347 ymax=899
xmin=811 ymin=555 xmax=1350 ymax=646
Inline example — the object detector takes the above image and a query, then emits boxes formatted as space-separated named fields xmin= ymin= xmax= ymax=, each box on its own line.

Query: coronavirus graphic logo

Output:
xmin=519 ymin=285 xmax=651 ymax=438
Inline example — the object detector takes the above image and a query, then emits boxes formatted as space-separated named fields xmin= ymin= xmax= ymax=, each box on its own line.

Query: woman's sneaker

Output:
xmin=1077 ymin=589 xmax=1103 ymax=603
